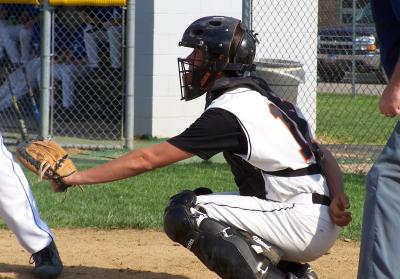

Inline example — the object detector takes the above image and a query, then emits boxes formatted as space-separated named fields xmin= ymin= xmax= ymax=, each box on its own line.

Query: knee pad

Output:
xmin=193 ymin=187 xmax=213 ymax=196
xmin=163 ymin=190 xmax=199 ymax=247
xmin=192 ymin=218 xmax=286 ymax=279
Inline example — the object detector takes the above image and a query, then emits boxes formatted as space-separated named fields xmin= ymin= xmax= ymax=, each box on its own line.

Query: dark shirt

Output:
xmin=168 ymin=108 xmax=247 ymax=160
xmin=371 ymin=0 xmax=400 ymax=78
xmin=167 ymin=76 xmax=314 ymax=199
xmin=168 ymin=107 xmax=267 ymax=199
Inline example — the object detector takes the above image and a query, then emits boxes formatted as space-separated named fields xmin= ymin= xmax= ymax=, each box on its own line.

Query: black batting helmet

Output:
xmin=178 ymin=16 xmax=258 ymax=101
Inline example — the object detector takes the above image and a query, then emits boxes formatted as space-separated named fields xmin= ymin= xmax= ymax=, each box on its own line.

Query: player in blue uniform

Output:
xmin=0 ymin=4 xmax=39 ymax=64
xmin=358 ymin=1 xmax=400 ymax=278
xmin=0 ymin=22 xmax=89 ymax=111
xmin=81 ymin=7 xmax=122 ymax=71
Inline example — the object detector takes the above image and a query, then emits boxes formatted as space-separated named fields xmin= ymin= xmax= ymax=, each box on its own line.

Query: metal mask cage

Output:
xmin=177 ymin=58 xmax=192 ymax=100
xmin=177 ymin=49 xmax=208 ymax=101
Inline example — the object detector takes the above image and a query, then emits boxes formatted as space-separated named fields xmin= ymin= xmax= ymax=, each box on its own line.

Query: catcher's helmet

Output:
xmin=178 ymin=16 xmax=258 ymax=101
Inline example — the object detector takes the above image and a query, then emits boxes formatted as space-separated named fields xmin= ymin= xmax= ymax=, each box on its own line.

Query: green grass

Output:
xmin=4 ymin=162 xmax=236 ymax=229
xmin=0 ymin=161 xmax=365 ymax=240
xmin=316 ymin=93 xmax=397 ymax=144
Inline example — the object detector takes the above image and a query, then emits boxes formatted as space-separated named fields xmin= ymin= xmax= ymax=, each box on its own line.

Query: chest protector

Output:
xmin=206 ymin=77 xmax=329 ymax=202
xmin=207 ymin=88 xmax=315 ymax=172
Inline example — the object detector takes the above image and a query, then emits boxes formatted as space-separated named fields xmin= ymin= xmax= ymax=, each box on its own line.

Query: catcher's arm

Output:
xmin=62 ymin=142 xmax=193 ymax=186
xmin=317 ymin=143 xmax=352 ymax=227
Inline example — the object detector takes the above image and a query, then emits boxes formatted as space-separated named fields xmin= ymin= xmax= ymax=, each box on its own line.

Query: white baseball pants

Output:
xmin=0 ymin=134 xmax=53 ymax=253
xmin=195 ymin=193 xmax=340 ymax=262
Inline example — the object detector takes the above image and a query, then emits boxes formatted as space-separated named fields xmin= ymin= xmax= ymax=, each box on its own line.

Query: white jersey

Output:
xmin=207 ymin=87 xmax=329 ymax=202
xmin=196 ymin=86 xmax=338 ymax=263
xmin=208 ymin=87 xmax=314 ymax=171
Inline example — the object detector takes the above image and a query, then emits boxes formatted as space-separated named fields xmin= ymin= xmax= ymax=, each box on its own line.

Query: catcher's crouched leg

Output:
xmin=163 ymin=190 xmax=287 ymax=279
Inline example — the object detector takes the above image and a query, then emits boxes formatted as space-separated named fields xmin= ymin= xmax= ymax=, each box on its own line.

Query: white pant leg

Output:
xmin=3 ymin=25 xmax=22 ymax=64
xmin=0 ymin=68 xmax=27 ymax=110
xmin=0 ymin=21 xmax=6 ymax=61
xmin=106 ymin=25 xmax=121 ymax=69
xmin=26 ymin=57 xmax=42 ymax=89
xmin=0 ymin=43 xmax=4 ymax=61
xmin=26 ymin=57 xmax=41 ymax=89
xmin=19 ymin=27 xmax=33 ymax=64
xmin=54 ymin=64 xmax=73 ymax=108
xmin=0 ymin=58 xmax=40 ymax=110
xmin=196 ymin=193 xmax=340 ymax=262
xmin=0 ymin=135 xmax=53 ymax=253
xmin=0 ymin=84 xmax=12 ymax=111
xmin=54 ymin=63 xmax=91 ymax=108
xmin=0 ymin=46 xmax=3 ymax=61
xmin=84 ymin=25 xmax=101 ymax=68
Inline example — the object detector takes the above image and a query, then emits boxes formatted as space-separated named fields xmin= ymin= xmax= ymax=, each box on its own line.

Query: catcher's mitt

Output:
xmin=16 ymin=139 xmax=76 ymax=192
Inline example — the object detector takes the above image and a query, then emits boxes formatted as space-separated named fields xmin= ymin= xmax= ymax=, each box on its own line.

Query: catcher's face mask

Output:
xmin=178 ymin=48 xmax=210 ymax=101
xmin=177 ymin=16 xmax=258 ymax=101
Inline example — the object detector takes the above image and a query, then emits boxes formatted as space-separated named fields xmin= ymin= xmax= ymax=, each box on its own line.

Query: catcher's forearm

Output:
xmin=318 ymin=145 xmax=344 ymax=198
xmin=63 ymin=142 xmax=193 ymax=185
xmin=65 ymin=152 xmax=153 ymax=185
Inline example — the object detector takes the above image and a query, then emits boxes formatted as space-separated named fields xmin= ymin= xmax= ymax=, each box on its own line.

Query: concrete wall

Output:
xmin=134 ymin=0 xmax=242 ymax=138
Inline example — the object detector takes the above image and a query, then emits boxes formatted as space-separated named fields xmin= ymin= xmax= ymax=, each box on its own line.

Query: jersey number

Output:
xmin=268 ymin=103 xmax=313 ymax=161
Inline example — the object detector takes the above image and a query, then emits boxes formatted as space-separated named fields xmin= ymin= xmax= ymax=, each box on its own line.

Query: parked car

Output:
xmin=317 ymin=3 xmax=387 ymax=83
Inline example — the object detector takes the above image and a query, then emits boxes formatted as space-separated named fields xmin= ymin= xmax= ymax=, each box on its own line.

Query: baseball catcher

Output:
xmin=16 ymin=139 xmax=77 ymax=192
xmin=19 ymin=16 xmax=352 ymax=279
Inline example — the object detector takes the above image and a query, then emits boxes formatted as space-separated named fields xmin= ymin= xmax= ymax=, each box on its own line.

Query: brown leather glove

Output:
xmin=16 ymin=139 xmax=76 ymax=192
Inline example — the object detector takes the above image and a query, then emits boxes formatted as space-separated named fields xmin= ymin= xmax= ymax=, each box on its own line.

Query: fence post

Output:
xmin=242 ymin=0 xmax=252 ymax=30
xmin=39 ymin=0 xmax=52 ymax=138
xmin=125 ymin=0 xmax=135 ymax=150
xmin=351 ymin=0 xmax=356 ymax=97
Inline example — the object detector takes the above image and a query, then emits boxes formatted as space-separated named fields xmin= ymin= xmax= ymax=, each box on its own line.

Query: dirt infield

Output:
xmin=0 ymin=229 xmax=359 ymax=279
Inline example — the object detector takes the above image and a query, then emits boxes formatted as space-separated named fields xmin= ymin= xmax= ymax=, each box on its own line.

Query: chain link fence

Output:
xmin=0 ymin=3 xmax=125 ymax=148
xmin=0 ymin=1 xmax=397 ymax=172
xmin=0 ymin=4 xmax=41 ymax=143
xmin=51 ymin=7 xmax=124 ymax=145
xmin=250 ymin=0 xmax=395 ymax=173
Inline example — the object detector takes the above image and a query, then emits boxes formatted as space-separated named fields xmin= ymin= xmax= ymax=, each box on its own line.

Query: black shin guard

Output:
xmin=192 ymin=218 xmax=286 ymax=279
xmin=163 ymin=190 xmax=198 ymax=247
xmin=164 ymin=191 xmax=287 ymax=279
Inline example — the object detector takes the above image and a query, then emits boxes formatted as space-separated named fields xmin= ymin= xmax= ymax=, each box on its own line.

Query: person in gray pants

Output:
xmin=358 ymin=0 xmax=400 ymax=278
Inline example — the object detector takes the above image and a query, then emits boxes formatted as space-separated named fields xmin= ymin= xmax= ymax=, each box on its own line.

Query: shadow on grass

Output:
xmin=0 ymin=263 xmax=190 ymax=279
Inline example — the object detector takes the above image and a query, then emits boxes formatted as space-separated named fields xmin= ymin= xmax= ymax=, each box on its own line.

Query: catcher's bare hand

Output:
xmin=49 ymin=179 xmax=69 ymax=192
xmin=329 ymin=193 xmax=352 ymax=227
